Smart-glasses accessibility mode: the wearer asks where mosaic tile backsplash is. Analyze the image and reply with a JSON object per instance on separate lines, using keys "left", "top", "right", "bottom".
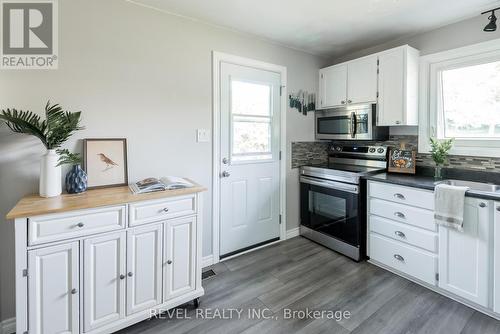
{"left": 292, "top": 135, "right": 500, "bottom": 173}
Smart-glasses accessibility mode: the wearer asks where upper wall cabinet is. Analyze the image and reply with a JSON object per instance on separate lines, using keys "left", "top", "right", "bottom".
{"left": 377, "top": 45, "right": 420, "bottom": 126}
{"left": 318, "top": 45, "right": 419, "bottom": 126}
{"left": 318, "top": 56, "right": 377, "bottom": 109}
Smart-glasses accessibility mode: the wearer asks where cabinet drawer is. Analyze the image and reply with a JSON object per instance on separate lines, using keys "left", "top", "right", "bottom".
{"left": 369, "top": 181, "right": 434, "bottom": 210}
{"left": 369, "top": 198, "right": 436, "bottom": 232}
{"left": 129, "top": 195, "right": 196, "bottom": 226}
{"left": 29, "top": 206, "right": 126, "bottom": 245}
{"left": 370, "top": 215, "right": 438, "bottom": 252}
{"left": 370, "top": 233, "right": 437, "bottom": 285}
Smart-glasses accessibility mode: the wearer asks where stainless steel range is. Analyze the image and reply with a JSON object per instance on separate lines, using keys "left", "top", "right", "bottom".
{"left": 299, "top": 144, "right": 388, "bottom": 261}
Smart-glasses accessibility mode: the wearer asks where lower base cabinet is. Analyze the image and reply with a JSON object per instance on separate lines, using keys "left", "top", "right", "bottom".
{"left": 28, "top": 242, "right": 80, "bottom": 334}
{"left": 438, "top": 197, "right": 491, "bottom": 308}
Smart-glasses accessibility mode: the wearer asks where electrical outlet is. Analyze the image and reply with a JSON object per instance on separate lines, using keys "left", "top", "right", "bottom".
{"left": 197, "top": 129, "right": 210, "bottom": 142}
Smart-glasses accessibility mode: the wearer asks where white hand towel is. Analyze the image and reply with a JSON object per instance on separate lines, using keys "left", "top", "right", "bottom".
{"left": 434, "top": 183, "right": 469, "bottom": 232}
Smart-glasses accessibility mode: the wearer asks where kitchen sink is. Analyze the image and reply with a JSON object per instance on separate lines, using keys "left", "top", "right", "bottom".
{"left": 435, "top": 179, "right": 500, "bottom": 193}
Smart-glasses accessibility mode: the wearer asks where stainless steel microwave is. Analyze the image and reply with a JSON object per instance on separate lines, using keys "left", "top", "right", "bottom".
{"left": 315, "top": 104, "right": 388, "bottom": 141}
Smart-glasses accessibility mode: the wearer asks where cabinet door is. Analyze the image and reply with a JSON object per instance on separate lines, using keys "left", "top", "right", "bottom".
{"left": 347, "top": 56, "right": 378, "bottom": 104}
{"left": 127, "top": 224, "right": 163, "bottom": 315}
{"left": 319, "top": 64, "right": 347, "bottom": 108}
{"left": 28, "top": 242, "right": 79, "bottom": 334}
{"left": 83, "top": 232, "right": 126, "bottom": 332}
{"left": 377, "top": 48, "right": 405, "bottom": 125}
{"left": 164, "top": 216, "right": 196, "bottom": 301}
{"left": 439, "top": 198, "right": 491, "bottom": 307}
{"left": 494, "top": 202, "right": 500, "bottom": 314}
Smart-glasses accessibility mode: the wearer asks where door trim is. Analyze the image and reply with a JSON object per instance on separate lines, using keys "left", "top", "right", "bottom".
{"left": 212, "top": 51, "right": 287, "bottom": 264}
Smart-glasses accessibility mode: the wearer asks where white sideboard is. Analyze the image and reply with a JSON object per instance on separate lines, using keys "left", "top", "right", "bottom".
{"left": 7, "top": 183, "right": 206, "bottom": 334}
{"left": 367, "top": 180, "right": 498, "bottom": 320}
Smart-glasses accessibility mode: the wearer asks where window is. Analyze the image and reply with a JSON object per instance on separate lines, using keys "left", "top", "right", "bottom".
{"left": 230, "top": 80, "right": 273, "bottom": 161}
{"left": 420, "top": 40, "right": 500, "bottom": 157}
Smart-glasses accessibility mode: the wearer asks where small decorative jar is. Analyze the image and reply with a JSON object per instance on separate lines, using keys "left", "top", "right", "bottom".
{"left": 65, "top": 164, "right": 88, "bottom": 194}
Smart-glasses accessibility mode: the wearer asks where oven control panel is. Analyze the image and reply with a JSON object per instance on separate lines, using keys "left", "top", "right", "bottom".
{"left": 330, "top": 145, "right": 387, "bottom": 158}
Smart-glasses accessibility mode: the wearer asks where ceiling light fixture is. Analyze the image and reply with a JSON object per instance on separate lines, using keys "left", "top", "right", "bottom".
{"left": 482, "top": 7, "right": 499, "bottom": 32}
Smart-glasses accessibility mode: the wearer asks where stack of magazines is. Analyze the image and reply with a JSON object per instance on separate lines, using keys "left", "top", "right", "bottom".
{"left": 129, "top": 176, "right": 194, "bottom": 194}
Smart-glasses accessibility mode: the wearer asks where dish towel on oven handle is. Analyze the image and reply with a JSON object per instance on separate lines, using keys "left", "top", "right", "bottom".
{"left": 434, "top": 183, "right": 469, "bottom": 232}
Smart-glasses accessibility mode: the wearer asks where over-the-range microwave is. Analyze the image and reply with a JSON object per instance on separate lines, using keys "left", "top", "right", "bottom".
{"left": 315, "top": 104, "right": 388, "bottom": 141}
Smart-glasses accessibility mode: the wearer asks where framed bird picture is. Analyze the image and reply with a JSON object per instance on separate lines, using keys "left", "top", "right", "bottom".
{"left": 83, "top": 138, "right": 128, "bottom": 189}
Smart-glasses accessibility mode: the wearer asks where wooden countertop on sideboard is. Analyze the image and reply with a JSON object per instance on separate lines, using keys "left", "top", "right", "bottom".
{"left": 6, "top": 180, "right": 206, "bottom": 220}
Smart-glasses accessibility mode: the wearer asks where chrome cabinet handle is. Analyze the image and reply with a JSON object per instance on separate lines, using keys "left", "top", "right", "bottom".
{"left": 128, "top": 272, "right": 133, "bottom": 277}
{"left": 347, "top": 100, "right": 352, "bottom": 103}
{"left": 162, "top": 208, "right": 169, "bottom": 213}
{"left": 71, "top": 288, "right": 78, "bottom": 294}
{"left": 167, "top": 260, "right": 172, "bottom": 265}
{"left": 393, "top": 254, "right": 405, "bottom": 262}
{"left": 221, "top": 171, "right": 230, "bottom": 178}
{"left": 394, "top": 231, "right": 406, "bottom": 239}
{"left": 76, "top": 222, "right": 84, "bottom": 228}
{"left": 395, "top": 121, "right": 401, "bottom": 125}
{"left": 394, "top": 212, "right": 406, "bottom": 219}
{"left": 341, "top": 100, "right": 346, "bottom": 104}
{"left": 497, "top": 206, "right": 500, "bottom": 212}
{"left": 479, "top": 202, "right": 487, "bottom": 208}
{"left": 394, "top": 193, "right": 405, "bottom": 200}
{"left": 119, "top": 274, "right": 125, "bottom": 280}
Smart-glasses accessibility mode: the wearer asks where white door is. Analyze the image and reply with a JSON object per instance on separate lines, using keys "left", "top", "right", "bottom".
{"left": 377, "top": 48, "right": 405, "bottom": 125}
{"left": 28, "top": 242, "right": 79, "bottom": 334}
{"left": 83, "top": 232, "right": 126, "bottom": 332}
{"left": 127, "top": 224, "right": 163, "bottom": 315}
{"left": 319, "top": 64, "right": 347, "bottom": 108}
{"left": 347, "top": 57, "right": 378, "bottom": 104}
{"left": 219, "top": 62, "right": 281, "bottom": 257}
{"left": 439, "top": 198, "right": 491, "bottom": 307}
{"left": 164, "top": 216, "right": 196, "bottom": 301}
{"left": 494, "top": 201, "right": 500, "bottom": 314}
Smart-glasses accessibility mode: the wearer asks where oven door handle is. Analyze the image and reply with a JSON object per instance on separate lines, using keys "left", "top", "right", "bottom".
{"left": 300, "top": 176, "right": 359, "bottom": 194}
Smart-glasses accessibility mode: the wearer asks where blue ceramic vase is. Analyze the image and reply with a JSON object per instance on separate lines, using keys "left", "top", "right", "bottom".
{"left": 65, "top": 164, "right": 88, "bottom": 194}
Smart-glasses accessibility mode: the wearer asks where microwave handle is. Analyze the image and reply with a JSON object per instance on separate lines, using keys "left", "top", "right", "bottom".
{"left": 350, "top": 112, "right": 357, "bottom": 139}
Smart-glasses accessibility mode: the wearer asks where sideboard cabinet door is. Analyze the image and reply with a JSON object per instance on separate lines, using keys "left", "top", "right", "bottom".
{"left": 164, "top": 216, "right": 196, "bottom": 301}
{"left": 28, "top": 242, "right": 79, "bottom": 334}
{"left": 83, "top": 232, "right": 126, "bottom": 332}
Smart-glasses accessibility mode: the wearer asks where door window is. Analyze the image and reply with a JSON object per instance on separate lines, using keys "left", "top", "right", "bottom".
{"left": 230, "top": 80, "right": 273, "bottom": 162}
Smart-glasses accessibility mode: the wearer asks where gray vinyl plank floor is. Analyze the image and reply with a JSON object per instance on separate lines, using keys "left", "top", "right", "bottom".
{"left": 117, "top": 236, "right": 500, "bottom": 334}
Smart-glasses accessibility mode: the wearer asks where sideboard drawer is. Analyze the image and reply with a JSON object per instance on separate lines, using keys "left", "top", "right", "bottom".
{"left": 129, "top": 195, "right": 196, "bottom": 226}
{"left": 369, "top": 198, "right": 436, "bottom": 232}
{"left": 370, "top": 234, "right": 437, "bottom": 286}
{"left": 28, "top": 206, "right": 126, "bottom": 245}
{"left": 368, "top": 181, "right": 434, "bottom": 210}
{"left": 370, "top": 215, "right": 438, "bottom": 252}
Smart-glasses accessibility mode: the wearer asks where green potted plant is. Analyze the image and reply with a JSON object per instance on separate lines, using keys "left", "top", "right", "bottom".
{"left": 0, "top": 101, "right": 84, "bottom": 197}
{"left": 429, "top": 137, "right": 454, "bottom": 179}
{"left": 57, "top": 149, "right": 88, "bottom": 194}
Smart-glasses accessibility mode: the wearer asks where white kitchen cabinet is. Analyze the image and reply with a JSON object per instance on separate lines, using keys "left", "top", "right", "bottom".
{"left": 319, "top": 64, "right": 347, "bottom": 108}
{"left": 164, "top": 216, "right": 196, "bottom": 301}
{"left": 438, "top": 197, "right": 492, "bottom": 307}
{"left": 84, "top": 232, "right": 126, "bottom": 332}
{"left": 494, "top": 201, "right": 500, "bottom": 314}
{"left": 318, "top": 56, "right": 377, "bottom": 109}
{"left": 347, "top": 57, "right": 378, "bottom": 104}
{"left": 127, "top": 224, "right": 163, "bottom": 315}
{"left": 377, "top": 45, "right": 419, "bottom": 126}
{"left": 28, "top": 242, "right": 79, "bottom": 334}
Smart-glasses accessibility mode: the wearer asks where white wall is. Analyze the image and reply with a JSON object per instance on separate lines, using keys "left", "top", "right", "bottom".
{"left": 0, "top": 0, "right": 325, "bottom": 321}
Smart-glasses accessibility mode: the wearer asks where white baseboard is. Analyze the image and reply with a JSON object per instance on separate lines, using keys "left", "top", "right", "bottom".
{"left": 0, "top": 318, "right": 15, "bottom": 334}
{"left": 202, "top": 255, "right": 214, "bottom": 269}
{"left": 286, "top": 227, "right": 300, "bottom": 239}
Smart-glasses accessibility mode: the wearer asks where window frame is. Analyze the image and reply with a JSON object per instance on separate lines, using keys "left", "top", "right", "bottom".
{"left": 419, "top": 38, "right": 500, "bottom": 157}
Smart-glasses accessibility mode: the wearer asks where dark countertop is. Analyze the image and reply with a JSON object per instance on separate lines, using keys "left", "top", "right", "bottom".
{"left": 363, "top": 167, "right": 500, "bottom": 201}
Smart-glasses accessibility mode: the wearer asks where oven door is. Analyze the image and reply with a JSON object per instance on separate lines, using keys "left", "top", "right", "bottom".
{"left": 300, "top": 176, "right": 360, "bottom": 247}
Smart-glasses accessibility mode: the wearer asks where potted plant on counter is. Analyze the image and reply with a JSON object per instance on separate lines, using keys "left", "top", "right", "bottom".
{"left": 57, "top": 149, "right": 88, "bottom": 194}
{"left": 0, "top": 101, "right": 84, "bottom": 197}
{"left": 429, "top": 137, "right": 454, "bottom": 179}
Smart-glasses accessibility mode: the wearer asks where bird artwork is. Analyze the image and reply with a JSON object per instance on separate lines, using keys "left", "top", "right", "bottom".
{"left": 97, "top": 153, "right": 118, "bottom": 172}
